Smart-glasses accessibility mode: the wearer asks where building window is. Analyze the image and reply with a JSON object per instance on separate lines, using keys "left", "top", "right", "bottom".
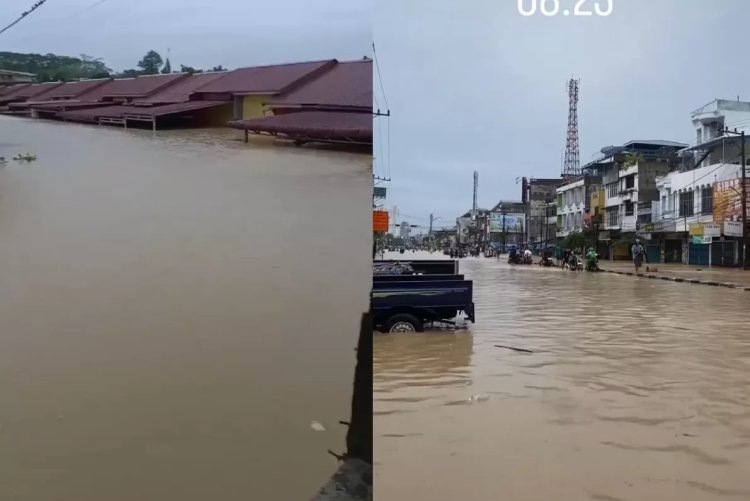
{"left": 679, "top": 191, "right": 694, "bottom": 217}
{"left": 701, "top": 187, "right": 713, "bottom": 214}
{"left": 606, "top": 207, "right": 618, "bottom": 227}
{"left": 624, "top": 200, "right": 634, "bottom": 216}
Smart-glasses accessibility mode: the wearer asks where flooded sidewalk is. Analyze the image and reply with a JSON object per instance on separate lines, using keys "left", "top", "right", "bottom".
{"left": 375, "top": 254, "right": 750, "bottom": 501}
{"left": 599, "top": 260, "right": 750, "bottom": 290}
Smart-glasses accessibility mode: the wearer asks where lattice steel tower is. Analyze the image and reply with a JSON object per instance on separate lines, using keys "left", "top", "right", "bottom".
{"left": 562, "top": 78, "right": 581, "bottom": 178}
{"left": 472, "top": 170, "right": 478, "bottom": 211}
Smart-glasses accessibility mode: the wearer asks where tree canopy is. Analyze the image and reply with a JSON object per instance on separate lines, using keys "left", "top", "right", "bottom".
{"left": 0, "top": 51, "right": 111, "bottom": 82}
{"left": 0, "top": 50, "right": 228, "bottom": 81}
{"left": 137, "top": 50, "right": 163, "bottom": 75}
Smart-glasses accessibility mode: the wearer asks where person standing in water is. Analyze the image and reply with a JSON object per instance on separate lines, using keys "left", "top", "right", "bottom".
{"left": 631, "top": 239, "right": 646, "bottom": 272}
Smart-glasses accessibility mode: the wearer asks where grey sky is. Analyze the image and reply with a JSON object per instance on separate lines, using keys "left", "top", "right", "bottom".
{"left": 373, "top": 0, "right": 750, "bottom": 229}
{"left": 2, "top": 0, "right": 371, "bottom": 70}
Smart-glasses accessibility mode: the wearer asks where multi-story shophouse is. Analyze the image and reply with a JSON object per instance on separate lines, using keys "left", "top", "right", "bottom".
{"left": 651, "top": 99, "right": 750, "bottom": 265}
{"left": 577, "top": 140, "right": 686, "bottom": 260}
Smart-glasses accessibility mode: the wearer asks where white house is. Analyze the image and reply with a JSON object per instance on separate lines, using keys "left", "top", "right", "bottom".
{"left": 556, "top": 177, "right": 595, "bottom": 237}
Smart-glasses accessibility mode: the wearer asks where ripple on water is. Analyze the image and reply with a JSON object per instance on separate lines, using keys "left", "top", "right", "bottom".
{"left": 375, "top": 252, "right": 750, "bottom": 501}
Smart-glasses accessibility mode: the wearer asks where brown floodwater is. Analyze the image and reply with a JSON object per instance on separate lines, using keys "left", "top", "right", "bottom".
{"left": 0, "top": 117, "right": 371, "bottom": 500}
{"left": 375, "top": 251, "right": 750, "bottom": 501}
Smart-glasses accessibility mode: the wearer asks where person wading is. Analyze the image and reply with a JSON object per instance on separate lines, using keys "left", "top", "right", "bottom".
{"left": 632, "top": 239, "right": 646, "bottom": 272}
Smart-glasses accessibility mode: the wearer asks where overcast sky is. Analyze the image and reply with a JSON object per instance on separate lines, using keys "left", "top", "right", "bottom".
{"left": 2, "top": 0, "right": 371, "bottom": 70}
{"left": 373, "top": 0, "right": 750, "bottom": 229}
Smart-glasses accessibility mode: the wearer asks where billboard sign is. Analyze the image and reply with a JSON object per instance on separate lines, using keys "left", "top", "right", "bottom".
{"left": 372, "top": 210, "right": 389, "bottom": 232}
{"left": 713, "top": 178, "right": 750, "bottom": 224}
{"left": 490, "top": 212, "right": 525, "bottom": 233}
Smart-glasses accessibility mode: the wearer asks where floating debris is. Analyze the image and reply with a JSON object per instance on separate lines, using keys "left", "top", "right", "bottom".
{"left": 12, "top": 153, "right": 37, "bottom": 162}
{"left": 310, "top": 420, "right": 326, "bottom": 432}
{"left": 495, "top": 344, "right": 534, "bottom": 353}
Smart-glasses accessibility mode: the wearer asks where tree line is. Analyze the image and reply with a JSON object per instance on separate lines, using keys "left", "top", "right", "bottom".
{"left": 0, "top": 50, "right": 227, "bottom": 82}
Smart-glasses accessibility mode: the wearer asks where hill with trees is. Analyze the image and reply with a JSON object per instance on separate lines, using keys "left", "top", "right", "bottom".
{"left": 0, "top": 50, "right": 227, "bottom": 81}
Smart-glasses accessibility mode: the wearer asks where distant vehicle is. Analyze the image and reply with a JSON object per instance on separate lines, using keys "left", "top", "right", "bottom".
{"left": 372, "top": 259, "right": 474, "bottom": 332}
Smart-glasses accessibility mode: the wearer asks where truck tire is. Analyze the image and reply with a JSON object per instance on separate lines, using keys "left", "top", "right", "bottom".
{"left": 385, "top": 313, "right": 424, "bottom": 333}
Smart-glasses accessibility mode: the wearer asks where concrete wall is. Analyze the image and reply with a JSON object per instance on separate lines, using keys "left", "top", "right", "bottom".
{"left": 242, "top": 95, "right": 272, "bottom": 119}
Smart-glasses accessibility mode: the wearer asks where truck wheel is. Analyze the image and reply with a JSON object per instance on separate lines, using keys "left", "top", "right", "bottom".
{"left": 385, "top": 314, "right": 424, "bottom": 333}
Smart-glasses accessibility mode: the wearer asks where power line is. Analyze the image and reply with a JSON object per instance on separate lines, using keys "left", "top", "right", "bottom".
{"left": 67, "top": 0, "right": 112, "bottom": 19}
{"left": 0, "top": 0, "right": 50, "bottom": 36}
{"left": 371, "top": 42, "right": 390, "bottom": 112}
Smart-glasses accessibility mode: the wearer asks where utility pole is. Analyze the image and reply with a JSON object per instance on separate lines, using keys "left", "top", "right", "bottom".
{"left": 502, "top": 212, "right": 507, "bottom": 251}
{"left": 720, "top": 128, "right": 747, "bottom": 268}
{"left": 742, "top": 130, "right": 747, "bottom": 268}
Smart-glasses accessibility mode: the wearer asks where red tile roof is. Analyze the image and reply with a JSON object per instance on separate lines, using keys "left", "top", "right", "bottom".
{"left": 134, "top": 72, "right": 229, "bottom": 104}
{"left": 228, "top": 110, "right": 372, "bottom": 143}
{"left": 123, "top": 100, "right": 229, "bottom": 117}
{"left": 0, "top": 84, "right": 29, "bottom": 96}
{"left": 195, "top": 60, "right": 335, "bottom": 95}
{"left": 57, "top": 105, "right": 130, "bottom": 122}
{"left": 57, "top": 100, "right": 229, "bottom": 121}
{"left": 0, "top": 82, "right": 64, "bottom": 104}
{"left": 268, "top": 59, "right": 372, "bottom": 111}
{"left": 78, "top": 73, "right": 189, "bottom": 100}
{"left": 31, "top": 78, "right": 112, "bottom": 101}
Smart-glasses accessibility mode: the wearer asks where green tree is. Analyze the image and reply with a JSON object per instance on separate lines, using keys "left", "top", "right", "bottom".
{"left": 623, "top": 152, "right": 644, "bottom": 168}
{"left": 161, "top": 58, "right": 172, "bottom": 74}
{"left": 562, "top": 231, "right": 587, "bottom": 251}
{"left": 137, "top": 50, "right": 163, "bottom": 75}
{"left": 0, "top": 51, "right": 112, "bottom": 82}
{"left": 115, "top": 69, "right": 141, "bottom": 78}
{"left": 179, "top": 64, "right": 202, "bottom": 74}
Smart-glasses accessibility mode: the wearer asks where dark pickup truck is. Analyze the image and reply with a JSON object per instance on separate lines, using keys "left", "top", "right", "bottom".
{"left": 372, "top": 260, "right": 475, "bottom": 333}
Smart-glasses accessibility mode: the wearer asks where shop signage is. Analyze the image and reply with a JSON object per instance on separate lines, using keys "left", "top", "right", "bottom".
{"left": 703, "top": 223, "right": 721, "bottom": 237}
{"left": 724, "top": 220, "right": 743, "bottom": 237}
{"left": 373, "top": 210, "right": 389, "bottom": 232}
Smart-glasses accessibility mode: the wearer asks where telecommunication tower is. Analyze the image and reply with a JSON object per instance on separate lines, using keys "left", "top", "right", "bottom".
{"left": 472, "top": 170, "right": 478, "bottom": 211}
{"left": 562, "top": 78, "right": 581, "bottom": 178}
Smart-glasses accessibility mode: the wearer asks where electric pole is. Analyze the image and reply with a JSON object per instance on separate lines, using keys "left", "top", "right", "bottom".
{"left": 720, "top": 128, "right": 747, "bottom": 268}
{"left": 742, "top": 130, "right": 747, "bottom": 268}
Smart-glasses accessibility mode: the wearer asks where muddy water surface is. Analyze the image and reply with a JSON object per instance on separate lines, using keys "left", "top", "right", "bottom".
{"left": 0, "top": 117, "right": 371, "bottom": 500}
{"left": 375, "top": 252, "right": 750, "bottom": 501}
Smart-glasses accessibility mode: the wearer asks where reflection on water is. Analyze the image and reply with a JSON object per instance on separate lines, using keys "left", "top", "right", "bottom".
{"left": 0, "top": 117, "right": 371, "bottom": 501}
{"left": 375, "top": 252, "right": 750, "bottom": 501}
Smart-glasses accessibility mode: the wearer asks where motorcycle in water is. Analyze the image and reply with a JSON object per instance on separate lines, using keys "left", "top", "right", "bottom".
{"left": 567, "top": 254, "right": 583, "bottom": 271}
{"left": 539, "top": 255, "right": 555, "bottom": 267}
{"left": 585, "top": 249, "right": 599, "bottom": 272}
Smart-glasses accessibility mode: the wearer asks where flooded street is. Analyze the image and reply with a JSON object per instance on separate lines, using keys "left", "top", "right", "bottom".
{"left": 375, "top": 252, "right": 750, "bottom": 500}
{"left": 0, "top": 117, "right": 371, "bottom": 500}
